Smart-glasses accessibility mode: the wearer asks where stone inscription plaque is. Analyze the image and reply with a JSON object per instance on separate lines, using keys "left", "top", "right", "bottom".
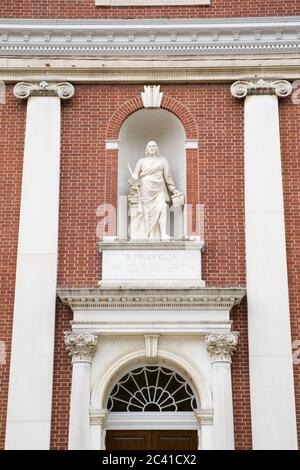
{"left": 103, "top": 250, "right": 201, "bottom": 281}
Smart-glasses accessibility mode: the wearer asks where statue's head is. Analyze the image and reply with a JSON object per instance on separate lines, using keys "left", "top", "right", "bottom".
{"left": 145, "top": 140, "right": 159, "bottom": 158}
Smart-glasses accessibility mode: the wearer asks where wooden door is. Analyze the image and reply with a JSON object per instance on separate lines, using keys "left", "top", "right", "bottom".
{"left": 106, "top": 430, "right": 152, "bottom": 450}
{"left": 152, "top": 430, "right": 197, "bottom": 450}
{"left": 106, "top": 430, "right": 198, "bottom": 450}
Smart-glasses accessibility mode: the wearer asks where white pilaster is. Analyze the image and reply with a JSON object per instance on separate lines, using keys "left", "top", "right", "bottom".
{"left": 65, "top": 332, "right": 98, "bottom": 450}
{"left": 195, "top": 410, "right": 213, "bottom": 450}
{"left": 205, "top": 333, "right": 238, "bottom": 450}
{"left": 5, "top": 81, "right": 74, "bottom": 450}
{"left": 90, "top": 409, "right": 108, "bottom": 450}
{"left": 231, "top": 79, "right": 297, "bottom": 450}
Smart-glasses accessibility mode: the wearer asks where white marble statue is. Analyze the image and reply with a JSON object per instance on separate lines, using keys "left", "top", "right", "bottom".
{"left": 128, "top": 140, "right": 182, "bottom": 240}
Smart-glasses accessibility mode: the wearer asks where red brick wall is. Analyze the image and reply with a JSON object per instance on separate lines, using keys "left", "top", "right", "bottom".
{"left": 280, "top": 97, "right": 300, "bottom": 448}
{"left": 50, "top": 301, "right": 72, "bottom": 450}
{"left": 1, "top": 81, "right": 298, "bottom": 450}
{"left": 0, "top": 0, "right": 299, "bottom": 19}
{"left": 0, "top": 87, "right": 25, "bottom": 449}
{"left": 49, "top": 84, "right": 251, "bottom": 449}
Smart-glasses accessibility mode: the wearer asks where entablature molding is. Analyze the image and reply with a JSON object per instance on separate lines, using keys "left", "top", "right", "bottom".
{"left": 57, "top": 287, "right": 246, "bottom": 311}
{"left": 1, "top": 17, "right": 300, "bottom": 57}
{"left": 1, "top": 58, "right": 300, "bottom": 83}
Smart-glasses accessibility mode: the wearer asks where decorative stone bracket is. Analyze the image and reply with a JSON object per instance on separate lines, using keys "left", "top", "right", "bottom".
{"left": 141, "top": 85, "right": 163, "bottom": 108}
{"left": 144, "top": 335, "right": 160, "bottom": 358}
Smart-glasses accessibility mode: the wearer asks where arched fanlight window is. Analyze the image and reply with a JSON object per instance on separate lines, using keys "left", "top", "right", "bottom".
{"left": 107, "top": 366, "right": 197, "bottom": 412}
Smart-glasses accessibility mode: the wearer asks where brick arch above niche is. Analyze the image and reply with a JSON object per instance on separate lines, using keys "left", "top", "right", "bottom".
{"left": 105, "top": 93, "right": 198, "bottom": 141}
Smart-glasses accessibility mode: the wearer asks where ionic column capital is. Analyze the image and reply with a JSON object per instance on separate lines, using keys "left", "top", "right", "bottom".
{"left": 64, "top": 332, "right": 98, "bottom": 363}
{"left": 231, "top": 79, "right": 292, "bottom": 99}
{"left": 13, "top": 81, "right": 75, "bottom": 100}
{"left": 205, "top": 332, "right": 238, "bottom": 363}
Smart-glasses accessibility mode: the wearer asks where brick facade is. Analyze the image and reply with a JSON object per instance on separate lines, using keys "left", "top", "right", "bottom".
{"left": 280, "top": 98, "right": 300, "bottom": 446}
{"left": 0, "top": 88, "right": 25, "bottom": 449}
{"left": 0, "top": 0, "right": 299, "bottom": 451}
{"left": 1, "top": 83, "right": 252, "bottom": 449}
{"left": 0, "top": 0, "right": 300, "bottom": 19}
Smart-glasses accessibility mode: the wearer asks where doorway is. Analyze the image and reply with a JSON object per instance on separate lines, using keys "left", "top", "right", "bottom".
{"left": 106, "top": 430, "right": 198, "bottom": 450}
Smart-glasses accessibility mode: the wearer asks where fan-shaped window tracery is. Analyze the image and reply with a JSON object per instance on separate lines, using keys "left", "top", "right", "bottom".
{"left": 107, "top": 366, "right": 197, "bottom": 412}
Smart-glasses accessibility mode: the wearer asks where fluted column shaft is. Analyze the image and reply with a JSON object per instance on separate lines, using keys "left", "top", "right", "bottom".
{"left": 65, "top": 333, "right": 98, "bottom": 450}
{"left": 206, "top": 333, "right": 238, "bottom": 450}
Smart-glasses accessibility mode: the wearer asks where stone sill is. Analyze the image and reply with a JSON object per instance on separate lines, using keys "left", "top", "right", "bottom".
{"left": 99, "top": 239, "right": 205, "bottom": 251}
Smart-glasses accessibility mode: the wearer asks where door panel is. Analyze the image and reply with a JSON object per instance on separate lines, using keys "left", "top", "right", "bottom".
{"left": 106, "top": 430, "right": 152, "bottom": 450}
{"left": 106, "top": 430, "right": 198, "bottom": 450}
{"left": 152, "top": 430, "right": 198, "bottom": 450}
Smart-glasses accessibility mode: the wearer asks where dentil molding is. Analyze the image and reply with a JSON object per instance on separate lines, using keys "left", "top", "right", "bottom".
{"left": 13, "top": 80, "right": 75, "bottom": 99}
{"left": 1, "top": 17, "right": 300, "bottom": 57}
{"left": 57, "top": 287, "right": 246, "bottom": 310}
{"left": 231, "top": 79, "right": 292, "bottom": 98}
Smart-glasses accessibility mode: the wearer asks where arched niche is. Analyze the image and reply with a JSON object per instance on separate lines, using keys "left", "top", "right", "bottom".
{"left": 117, "top": 109, "right": 186, "bottom": 239}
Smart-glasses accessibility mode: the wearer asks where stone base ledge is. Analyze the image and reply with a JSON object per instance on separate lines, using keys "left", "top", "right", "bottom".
{"left": 99, "top": 239, "right": 205, "bottom": 251}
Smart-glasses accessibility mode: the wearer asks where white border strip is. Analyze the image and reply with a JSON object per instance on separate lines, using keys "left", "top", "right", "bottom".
{"left": 96, "top": 0, "right": 210, "bottom": 5}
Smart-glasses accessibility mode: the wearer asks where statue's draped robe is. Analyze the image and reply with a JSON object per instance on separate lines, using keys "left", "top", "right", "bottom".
{"left": 132, "top": 156, "right": 175, "bottom": 239}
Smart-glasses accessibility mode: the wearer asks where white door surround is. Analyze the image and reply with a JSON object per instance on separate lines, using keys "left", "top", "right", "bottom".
{"left": 93, "top": 362, "right": 212, "bottom": 450}
{"left": 59, "top": 287, "right": 245, "bottom": 450}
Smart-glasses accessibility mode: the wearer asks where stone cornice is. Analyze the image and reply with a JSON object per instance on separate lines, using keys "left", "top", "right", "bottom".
{"left": 57, "top": 287, "right": 246, "bottom": 311}
{"left": 1, "top": 17, "right": 300, "bottom": 57}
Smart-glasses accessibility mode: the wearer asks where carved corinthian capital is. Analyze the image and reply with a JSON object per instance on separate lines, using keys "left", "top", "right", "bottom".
{"left": 14, "top": 81, "right": 75, "bottom": 100}
{"left": 64, "top": 332, "right": 98, "bottom": 363}
{"left": 205, "top": 333, "right": 238, "bottom": 363}
{"left": 231, "top": 79, "right": 292, "bottom": 98}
